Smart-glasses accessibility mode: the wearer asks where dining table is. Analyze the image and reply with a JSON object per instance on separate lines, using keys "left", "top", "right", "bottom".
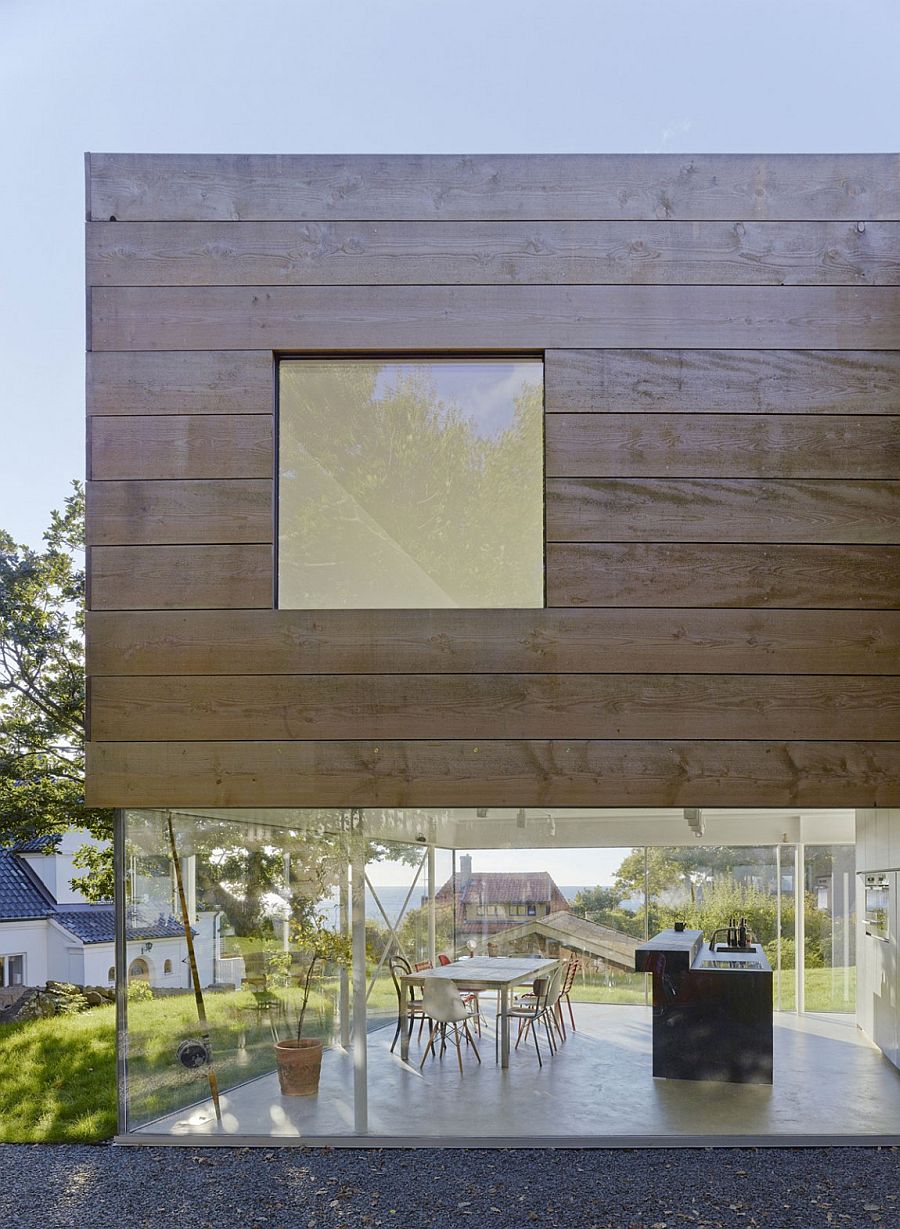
{"left": 399, "top": 955, "right": 560, "bottom": 1069}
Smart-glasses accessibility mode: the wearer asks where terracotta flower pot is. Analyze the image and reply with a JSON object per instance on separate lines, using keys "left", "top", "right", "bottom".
{"left": 274, "top": 1038, "right": 323, "bottom": 1096}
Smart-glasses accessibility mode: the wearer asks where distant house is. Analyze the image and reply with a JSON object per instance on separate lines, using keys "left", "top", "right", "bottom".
{"left": 0, "top": 830, "right": 217, "bottom": 988}
{"left": 435, "top": 855, "right": 571, "bottom": 938}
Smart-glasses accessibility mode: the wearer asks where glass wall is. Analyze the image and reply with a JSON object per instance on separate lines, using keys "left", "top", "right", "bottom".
{"left": 278, "top": 358, "right": 544, "bottom": 608}
{"left": 122, "top": 809, "right": 348, "bottom": 1134}
{"left": 803, "top": 844, "right": 857, "bottom": 1013}
{"left": 119, "top": 809, "right": 861, "bottom": 1141}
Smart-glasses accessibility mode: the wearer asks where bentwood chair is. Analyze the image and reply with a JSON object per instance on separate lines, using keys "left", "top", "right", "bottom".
{"left": 419, "top": 977, "right": 481, "bottom": 1074}
{"left": 389, "top": 955, "right": 428, "bottom": 1053}
{"left": 557, "top": 957, "right": 580, "bottom": 1037}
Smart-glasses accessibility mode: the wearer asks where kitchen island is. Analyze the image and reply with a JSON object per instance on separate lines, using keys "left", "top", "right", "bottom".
{"left": 635, "top": 928, "right": 773, "bottom": 1084}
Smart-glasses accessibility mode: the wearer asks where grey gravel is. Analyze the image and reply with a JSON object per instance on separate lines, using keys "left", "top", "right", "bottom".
{"left": 0, "top": 1144, "right": 896, "bottom": 1229}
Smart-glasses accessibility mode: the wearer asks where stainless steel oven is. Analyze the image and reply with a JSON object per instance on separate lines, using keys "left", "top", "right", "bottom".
{"left": 863, "top": 872, "right": 891, "bottom": 941}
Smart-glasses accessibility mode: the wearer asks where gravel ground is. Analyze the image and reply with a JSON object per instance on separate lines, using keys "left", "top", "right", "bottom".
{"left": 0, "top": 1145, "right": 896, "bottom": 1229}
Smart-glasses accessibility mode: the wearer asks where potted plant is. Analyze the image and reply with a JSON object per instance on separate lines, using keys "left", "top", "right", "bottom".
{"left": 274, "top": 918, "right": 352, "bottom": 1096}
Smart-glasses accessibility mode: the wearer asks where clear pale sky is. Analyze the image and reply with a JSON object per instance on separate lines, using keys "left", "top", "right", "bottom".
{"left": 1, "top": 0, "right": 898, "bottom": 546}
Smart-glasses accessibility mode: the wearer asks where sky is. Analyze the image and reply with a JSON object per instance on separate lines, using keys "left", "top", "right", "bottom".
{"left": 1, "top": 0, "right": 898, "bottom": 547}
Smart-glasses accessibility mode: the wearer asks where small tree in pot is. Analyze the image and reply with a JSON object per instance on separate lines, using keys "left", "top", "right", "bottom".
{"left": 274, "top": 918, "right": 353, "bottom": 1096}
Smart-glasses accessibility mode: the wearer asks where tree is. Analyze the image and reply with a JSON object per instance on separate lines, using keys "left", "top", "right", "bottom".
{"left": 0, "top": 482, "right": 112, "bottom": 895}
{"left": 570, "top": 884, "right": 645, "bottom": 940}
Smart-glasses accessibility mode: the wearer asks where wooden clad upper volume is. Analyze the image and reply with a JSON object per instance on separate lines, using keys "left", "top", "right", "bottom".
{"left": 84, "top": 153, "right": 900, "bottom": 808}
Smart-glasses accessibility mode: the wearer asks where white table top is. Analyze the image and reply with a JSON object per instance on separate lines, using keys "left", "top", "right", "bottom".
{"left": 400, "top": 955, "right": 559, "bottom": 989}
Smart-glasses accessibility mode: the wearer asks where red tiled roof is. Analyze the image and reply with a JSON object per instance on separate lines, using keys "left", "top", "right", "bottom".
{"left": 436, "top": 871, "right": 570, "bottom": 907}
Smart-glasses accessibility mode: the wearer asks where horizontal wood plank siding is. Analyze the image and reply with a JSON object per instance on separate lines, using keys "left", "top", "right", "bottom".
{"left": 90, "top": 545, "right": 273, "bottom": 609}
{"left": 89, "top": 415, "right": 272, "bottom": 479}
{"left": 87, "top": 350, "right": 273, "bottom": 414}
{"left": 545, "top": 479, "right": 900, "bottom": 543}
{"left": 544, "top": 415, "right": 900, "bottom": 478}
{"left": 85, "top": 480, "right": 272, "bottom": 545}
{"left": 84, "top": 608, "right": 900, "bottom": 677}
{"left": 547, "top": 543, "right": 900, "bottom": 608}
{"left": 86, "top": 219, "right": 900, "bottom": 286}
{"left": 88, "top": 153, "right": 900, "bottom": 222}
{"left": 89, "top": 674, "right": 900, "bottom": 743}
{"left": 84, "top": 739, "right": 900, "bottom": 808}
{"left": 545, "top": 349, "right": 900, "bottom": 414}
{"left": 85, "top": 153, "right": 900, "bottom": 808}
{"left": 90, "top": 284, "right": 900, "bottom": 352}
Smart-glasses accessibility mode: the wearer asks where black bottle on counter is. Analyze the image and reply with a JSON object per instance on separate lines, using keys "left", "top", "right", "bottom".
{"left": 738, "top": 916, "right": 748, "bottom": 948}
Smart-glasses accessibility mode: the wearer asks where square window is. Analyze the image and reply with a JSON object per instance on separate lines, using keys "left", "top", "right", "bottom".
{"left": 278, "top": 358, "right": 544, "bottom": 608}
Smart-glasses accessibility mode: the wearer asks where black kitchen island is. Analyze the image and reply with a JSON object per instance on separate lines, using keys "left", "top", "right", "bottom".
{"left": 635, "top": 928, "right": 773, "bottom": 1084}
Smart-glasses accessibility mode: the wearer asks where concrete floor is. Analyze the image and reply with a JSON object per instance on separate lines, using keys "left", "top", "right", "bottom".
{"left": 132, "top": 1005, "right": 900, "bottom": 1143}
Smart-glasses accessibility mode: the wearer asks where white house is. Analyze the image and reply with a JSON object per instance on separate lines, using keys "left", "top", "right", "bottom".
{"left": 0, "top": 830, "right": 221, "bottom": 989}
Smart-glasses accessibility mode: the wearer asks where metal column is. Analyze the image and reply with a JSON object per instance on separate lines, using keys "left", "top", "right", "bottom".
{"left": 339, "top": 858, "right": 350, "bottom": 1049}
{"left": 427, "top": 844, "right": 436, "bottom": 966}
{"left": 350, "top": 818, "right": 368, "bottom": 1134}
{"left": 795, "top": 843, "right": 806, "bottom": 1015}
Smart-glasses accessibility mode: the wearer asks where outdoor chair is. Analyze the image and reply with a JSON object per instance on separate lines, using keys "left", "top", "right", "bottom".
{"left": 438, "top": 953, "right": 452, "bottom": 966}
{"left": 388, "top": 954, "right": 428, "bottom": 1054}
{"left": 419, "top": 977, "right": 481, "bottom": 1074}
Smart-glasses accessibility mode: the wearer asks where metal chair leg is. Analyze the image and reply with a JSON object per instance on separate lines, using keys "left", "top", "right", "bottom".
{"left": 464, "top": 1020, "right": 481, "bottom": 1064}
{"left": 419, "top": 1021, "right": 437, "bottom": 1068}
{"left": 531, "top": 1014, "right": 542, "bottom": 1068}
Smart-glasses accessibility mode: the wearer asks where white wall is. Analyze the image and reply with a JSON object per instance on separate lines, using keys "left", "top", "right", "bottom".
{"left": 0, "top": 919, "right": 50, "bottom": 986}
{"left": 47, "top": 919, "right": 83, "bottom": 984}
{"left": 20, "top": 829, "right": 109, "bottom": 905}
{"left": 855, "top": 810, "right": 900, "bottom": 1067}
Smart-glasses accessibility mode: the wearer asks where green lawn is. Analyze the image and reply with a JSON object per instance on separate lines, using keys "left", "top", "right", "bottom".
{"left": 0, "top": 1004, "right": 117, "bottom": 1143}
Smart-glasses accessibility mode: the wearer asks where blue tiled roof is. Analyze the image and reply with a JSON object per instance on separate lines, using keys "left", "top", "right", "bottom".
{"left": 10, "top": 835, "right": 61, "bottom": 853}
{"left": 0, "top": 845, "right": 186, "bottom": 944}
{"left": 54, "top": 906, "right": 187, "bottom": 945}
{"left": 0, "top": 849, "right": 55, "bottom": 920}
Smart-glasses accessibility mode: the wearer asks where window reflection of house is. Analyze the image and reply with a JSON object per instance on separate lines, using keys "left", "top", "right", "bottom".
{"left": 435, "top": 855, "right": 571, "bottom": 938}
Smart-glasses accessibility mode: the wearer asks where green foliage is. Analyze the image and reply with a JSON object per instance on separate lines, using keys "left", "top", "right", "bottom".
{"left": 127, "top": 979, "right": 153, "bottom": 1002}
{"left": 70, "top": 840, "right": 115, "bottom": 901}
{"left": 571, "top": 884, "right": 645, "bottom": 940}
{"left": 289, "top": 918, "right": 353, "bottom": 1041}
{"left": 280, "top": 364, "right": 543, "bottom": 607}
{"left": 763, "top": 936, "right": 824, "bottom": 970}
{"left": 0, "top": 482, "right": 113, "bottom": 896}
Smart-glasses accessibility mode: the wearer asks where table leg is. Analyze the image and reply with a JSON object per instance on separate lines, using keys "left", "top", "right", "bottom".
{"left": 400, "top": 1008, "right": 410, "bottom": 1063}
{"left": 500, "top": 985, "right": 510, "bottom": 1069}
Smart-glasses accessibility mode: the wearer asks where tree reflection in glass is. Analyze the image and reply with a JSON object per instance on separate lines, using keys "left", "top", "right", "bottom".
{"left": 278, "top": 359, "right": 544, "bottom": 608}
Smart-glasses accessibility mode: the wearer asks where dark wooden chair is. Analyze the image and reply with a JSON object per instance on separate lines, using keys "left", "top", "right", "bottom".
{"left": 389, "top": 954, "right": 428, "bottom": 1053}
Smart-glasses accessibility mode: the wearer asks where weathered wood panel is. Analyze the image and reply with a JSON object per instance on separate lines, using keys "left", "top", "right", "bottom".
{"left": 85, "top": 480, "right": 272, "bottom": 545}
{"left": 84, "top": 608, "right": 900, "bottom": 678}
{"left": 545, "top": 479, "right": 900, "bottom": 544}
{"left": 89, "top": 674, "right": 900, "bottom": 742}
{"left": 84, "top": 739, "right": 900, "bottom": 809}
{"left": 89, "top": 545, "right": 273, "bottom": 609}
{"left": 87, "top": 153, "right": 900, "bottom": 222}
{"left": 89, "top": 285, "right": 900, "bottom": 352}
{"left": 547, "top": 543, "right": 900, "bottom": 608}
{"left": 86, "top": 219, "right": 900, "bottom": 286}
{"left": 545, "top": 349, "right": 900, "bottom": 414}
{"left": 87, "top": 350, "right": 272, "bottom": 415}
{"left": 89, "top": 415, "right": 272, "bottom": 480}
{"left": 544, "top": 414, "right": 900, "bottom": 478}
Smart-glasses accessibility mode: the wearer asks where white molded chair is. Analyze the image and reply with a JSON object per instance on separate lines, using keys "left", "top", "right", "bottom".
{"left": 419, "top": 977, "right": 481, "bottom": 1074}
